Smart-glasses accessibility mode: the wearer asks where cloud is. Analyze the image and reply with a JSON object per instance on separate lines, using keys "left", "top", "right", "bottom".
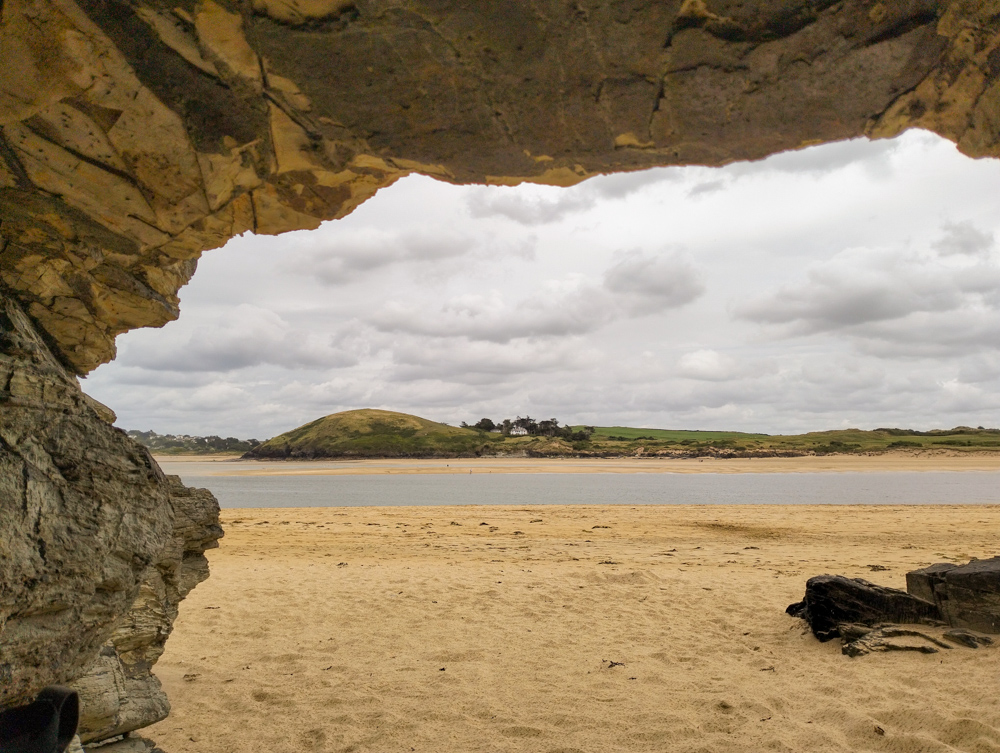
{"left": 603, "top": 250, "right": 705, "bottom": 315}
{"left": 292, "top": 228, "right": 472, "bottom": 284}
{"left": 853, "top": 311, "right": 1000, "bottom": 358}
{"left": 466, "top": 168, "right": 680, "bottom": 225}
{"left": 687, "top": 180, "right": 725, "bottom": 198}
{"left": 466, "top": 190, "right": 595, "bottom": 225}
{"left": 733, "top": 244, "right": 1000, "bottom": 346}
{"left": 84, "top": 131, "right": 1000, "bottom": 438}
{"left": 370, "top": 250, "right": 704, "bottom": 341}
{"left": 584, "top": 168, "right": 680, "bottom": 199}
{"left": 122, "top": 305, "right": 357, "bottom": 373}
{"left": 369, "top": 283, "right": 609, "bottom": 342}
{"left": 389, "top": 339, "right": 599, "bottom": 383}
{"left": 676, "top": 350, "right": 739, "bottom": 381}
{"left": 931, "top": 221, "right": 995, "bottom": 257}
{"left": 728, "top": 137, "right": 900, "bottom": 180}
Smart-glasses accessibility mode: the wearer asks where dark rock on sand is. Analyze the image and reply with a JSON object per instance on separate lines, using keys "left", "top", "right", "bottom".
{"left": 786, "top": 575, "right": 941, "bottom": 642}
{"left": 943, "top": 628, "right": 994, "bottom": 649}
{"left": 908, "top": 557, "right": 1000, "bottom": 634}
{"left": 790, "top": 557, "right": 1000, "bottom": 650}
{"left": 841, "top": 625, "right": 953, "bottom": 657}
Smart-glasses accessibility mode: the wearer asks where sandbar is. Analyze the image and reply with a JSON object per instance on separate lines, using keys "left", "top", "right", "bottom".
{"left": 153, "top": 452, "right": 1000, "bottom": 476}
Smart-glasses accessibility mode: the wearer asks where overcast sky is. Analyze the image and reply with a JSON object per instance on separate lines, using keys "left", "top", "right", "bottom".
{"left": 85, "top": 129, "right": 1000, "bottom": 439}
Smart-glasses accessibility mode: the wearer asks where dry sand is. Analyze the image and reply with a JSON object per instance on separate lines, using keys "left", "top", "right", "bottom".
{"left": 148, "top": 504, "right": 1000, "bottom": 753}
{"left": 154, "top": 453, "right": 1000, "bottom": 475}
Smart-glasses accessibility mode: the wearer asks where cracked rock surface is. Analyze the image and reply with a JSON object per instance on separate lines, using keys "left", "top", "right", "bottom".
{"left": 0, "top": 291, "right": 221, "bottom": 744}
{"left": 3, "top": 0, "right": 1000, "bottom": 374}
{"left": 72, "top": 477, "right": 222, "bottom": 744}
{"left": 0, "top": 292, "right": 173, "bottom": 710}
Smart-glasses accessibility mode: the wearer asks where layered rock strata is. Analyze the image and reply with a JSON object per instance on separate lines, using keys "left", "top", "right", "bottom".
{"left": 907, "top": 557, "right": 1000, "bottom": 634}
{"left": 786, "top": 574, "right": 943, "bottom": 642}
{"left": 73, "top": 477, "right": 222, "bottom": 744}
{"left": 788, "top": 557, "right": 1000, "bottom": 645}
{"left": 2, "top": 0, "right": 1000, "bottom": 375}
{"left": 0, "top": 292, "right": 173, "bottom": 710}
{"left": 0, "top": 292, "right": 221, "bottom": 748}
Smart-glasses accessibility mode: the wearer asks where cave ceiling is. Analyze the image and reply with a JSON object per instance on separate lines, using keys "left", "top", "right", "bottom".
{"left": 1, "top": 0, "right": 999, "bottom": 374}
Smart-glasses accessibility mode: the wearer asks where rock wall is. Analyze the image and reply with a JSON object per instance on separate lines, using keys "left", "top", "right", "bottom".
{"left": 73, "top": 477, "right": 222, "bottom": 744}
{"left": 2, "top": 0, "right": 1000, "bottom": 376}
{"left": 0, "top": 291, "right": 221, "bottom": 745}
{"left": 0, "top": 292, "right": 174, "bottom": 710}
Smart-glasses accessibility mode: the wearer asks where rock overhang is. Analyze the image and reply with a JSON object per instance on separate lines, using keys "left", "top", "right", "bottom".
{"left": 1, "top": 0, "right": 999, "bottom": 375}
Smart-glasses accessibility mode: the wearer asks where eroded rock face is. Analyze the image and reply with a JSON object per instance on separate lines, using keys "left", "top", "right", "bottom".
{"left": 788, "top": 558, "right": 1000, "bottom": 647}
{"left": 2, "top": 0, "right": 1000, "bottom": 374}
{"left": 0, "top": 289, "right": 222, "bottom": 747}
{"left": 73, "top": 477, "right": 222, "bottom": 744}
{"left": 907, "top": 557, "right": 1000, "bottom": 634}
{"left": 786, "top": 574, "right": 942, "bottom": 641}
{"left": 0, "top": 293, "right": 173, "bottom": 710}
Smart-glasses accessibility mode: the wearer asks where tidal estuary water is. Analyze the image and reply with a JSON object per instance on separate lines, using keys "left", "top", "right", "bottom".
{"left": 163, "top": 462, "right": 1000, "bottom": 508}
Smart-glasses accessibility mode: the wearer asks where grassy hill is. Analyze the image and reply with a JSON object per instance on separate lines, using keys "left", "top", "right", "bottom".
{"left": 244, "top": 409, "right": 499, "bottom": 459}
{"left": 243, "top": 410, "right": 1000, "bottom": 460}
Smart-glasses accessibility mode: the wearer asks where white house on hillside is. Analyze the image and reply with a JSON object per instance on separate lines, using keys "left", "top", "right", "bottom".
{"left": 509, "top": 426, "right": 529, "bottom": 436}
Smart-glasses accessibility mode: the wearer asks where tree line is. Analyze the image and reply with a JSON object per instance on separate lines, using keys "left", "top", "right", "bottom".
{"left": 460, "top": 416, "right": 594, "bottom": 441}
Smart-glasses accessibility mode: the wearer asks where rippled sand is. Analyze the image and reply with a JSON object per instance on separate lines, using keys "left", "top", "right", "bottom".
{"left": 149, "top": 504, "right": 1000, "bottom": 753}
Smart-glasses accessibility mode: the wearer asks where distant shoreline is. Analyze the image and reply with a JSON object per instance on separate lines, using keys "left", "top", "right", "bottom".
{"left": 153, "top": 452, "right": 1000, "bottom": 475}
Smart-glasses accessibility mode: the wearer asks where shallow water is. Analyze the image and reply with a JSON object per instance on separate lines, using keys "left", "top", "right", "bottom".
{"left": 166, "top": 466, "right": 1000, "bottom": 507}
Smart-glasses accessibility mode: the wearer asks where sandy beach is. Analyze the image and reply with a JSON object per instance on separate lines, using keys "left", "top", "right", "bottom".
{"left": 148, "top": 503, "right": 1000, "bottom": 753}
{"left": 153, "top": 453, "right": 1000, "bottom": 475}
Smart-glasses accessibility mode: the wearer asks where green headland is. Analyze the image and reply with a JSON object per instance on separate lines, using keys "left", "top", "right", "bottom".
{"left": 163, "top": 409, "right": 1000, "bottom": 460}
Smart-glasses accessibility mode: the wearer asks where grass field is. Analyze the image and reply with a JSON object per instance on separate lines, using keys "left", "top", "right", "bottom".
{"left": 573, "top": 425, "right": 1000, "bottom": 455}
{"left": 578, "top": 426, "right": 771, "bottom": 442}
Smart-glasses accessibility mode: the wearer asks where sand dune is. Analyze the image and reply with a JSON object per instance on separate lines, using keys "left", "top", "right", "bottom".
{"left": 148, "top": 504, "right": 1000, "bottom": 753}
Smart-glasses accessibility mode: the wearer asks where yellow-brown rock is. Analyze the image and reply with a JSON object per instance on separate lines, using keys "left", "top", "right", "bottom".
{"left": 1, "top": 0, "right": 998, "bottom": 374}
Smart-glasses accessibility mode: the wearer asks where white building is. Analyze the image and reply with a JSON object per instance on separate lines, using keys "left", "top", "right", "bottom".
{"left": 509, "top": 426, "right": 529, "bottom": 436}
